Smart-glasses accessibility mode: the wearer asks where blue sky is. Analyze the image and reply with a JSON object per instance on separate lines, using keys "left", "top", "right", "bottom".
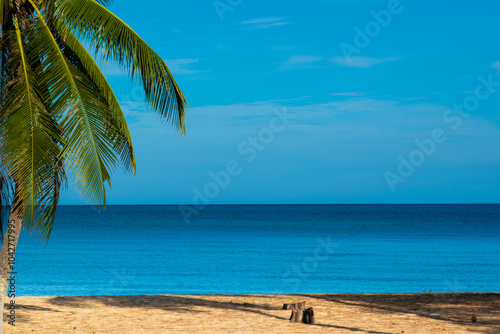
{"left": 60, "top": 0, "right": 500, "bottom": 205}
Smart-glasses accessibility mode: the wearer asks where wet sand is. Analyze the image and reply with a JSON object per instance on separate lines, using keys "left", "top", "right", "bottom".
{"left": 3, "top": 293, "right": 499, "bottom": 333}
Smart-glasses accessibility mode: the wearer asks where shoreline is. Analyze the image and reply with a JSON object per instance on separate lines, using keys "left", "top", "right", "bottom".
{"left": 4, "top": 292, "right": 499, "bottom": 333}
{"left": 10, "top": 291, "right": 500, "bottom": 297}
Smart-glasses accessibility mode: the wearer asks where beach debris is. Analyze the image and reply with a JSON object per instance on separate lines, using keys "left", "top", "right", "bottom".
{"left": 303, "top": 307, "right": 315, "bottom": 324}
{"left": 283, "top": 301, "right": 306, "bottom": 310}
{"left": 289, "top": 309, "right": 304, "bottom": 323}
{"left": 283, "top": 301, "right": 315, "bottom": 324}
{"left": 471, "top": 315, "right": 477, "bottom": 322}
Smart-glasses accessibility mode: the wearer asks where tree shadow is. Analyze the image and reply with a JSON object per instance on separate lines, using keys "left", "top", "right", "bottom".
{"left": 47, "top": 294, "right": 287, "bottom": 318}
{"left": 298, "top": 293, "right": 500, "bottom": 333}
{"left": 9, "top": 293, "right": 499, "bottom": 333}
{"left": 43, "top": 294, "right": 391, "bottom": 332}
{"left": 3, "top": 303, "right": 60, "bottom": 312}
{"left": 2, "top": 303, "right": 62, "bottom": 328}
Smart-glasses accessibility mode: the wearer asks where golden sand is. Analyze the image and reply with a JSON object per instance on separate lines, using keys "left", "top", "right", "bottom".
{"left": 3, "top": 293, "right": 499, "bottom": 333}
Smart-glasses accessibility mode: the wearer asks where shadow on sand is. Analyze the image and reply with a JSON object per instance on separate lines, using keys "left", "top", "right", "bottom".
{"left": 299, "top": 293, "right": 500, "bottom": 334}
{"left": 42, "top": 294, "right": 395, "bottom": 333}
{"left": 5, "top": 293, "right": 499, "bottom": 333}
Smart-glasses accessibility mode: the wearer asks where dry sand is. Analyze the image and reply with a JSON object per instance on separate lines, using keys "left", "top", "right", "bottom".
{"left": 3, "top": 293, "right": 499, "bottom": 333}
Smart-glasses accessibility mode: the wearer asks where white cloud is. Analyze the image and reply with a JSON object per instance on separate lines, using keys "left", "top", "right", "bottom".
{"left": 279, "top": 55, "right": 323, "bottom": 70}
{"left": 331, "top": 56, "right": 400, "bottom": 68}
{"left": 278, "top": 55, "right": 399, "bottom": 71}
{"left": 164, "top": 59, "right": 206, "bottom": 75}
{"left": 241, "top": 17, "right": 289, "bottom": 29}
{"left": 330, "top": 92, "right": 369, "bottom": 97}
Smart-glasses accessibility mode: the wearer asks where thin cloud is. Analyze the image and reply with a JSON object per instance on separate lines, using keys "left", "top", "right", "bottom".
{"left": 331, "top": 56, "right": 400, "bottom": 68}
{"left": 278, "top": 55, "right": 399, "bottom": 71}
{"left": 164, "top": 59, "right": 207, "bottom": 75}
{"left": 279, "top": 55, "right": 323, "bottom": 70}
{"left": 330, "top": 92, "right": 369, "bottom": 97}
{"left": 241, "top": 17, "right": 289, "bottom": 29}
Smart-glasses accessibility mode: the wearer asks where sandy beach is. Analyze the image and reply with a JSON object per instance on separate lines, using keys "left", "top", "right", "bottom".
{"left": 2, "top": 293, "right": 499, "bottom": 333}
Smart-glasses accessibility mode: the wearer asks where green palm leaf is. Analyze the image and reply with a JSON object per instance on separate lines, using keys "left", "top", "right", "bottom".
{"left": 52, "top": 14, "right": 135, "bottom": 174}
{"left": 0, "top": 0, "right": 188, "bottom": 239}
{"left": 26, "top": 1, "right": 110, "bottom": 207}
{"left": 0, "top": 14, "right": 65, "bottom": 239}
{"left": 56, "top": 0, "right": 187, "bottom": 132}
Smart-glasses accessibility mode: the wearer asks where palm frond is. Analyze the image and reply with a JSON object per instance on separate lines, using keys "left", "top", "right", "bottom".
{"left": 32, "top": 156, "right": 66, "bottom": 240}
{"left": 0, "top": 0, "right": 12, "bottom": 28}
{"left": 52, "top": 14, "right": 135, "bottom": 174}
{"left": 0, "top": 0, "right": 188, "bottom": 239}
{"left": 0, "top": 14, "right": 65, "bottom": 239}
{"left": 28, "top": 0, "right": 112, "bottom": 206}
{"left": 56, "top": 0, "right": 187, "bottom": 132}
{"left": 94, "top": 0, "right": 113, "bottom": 6}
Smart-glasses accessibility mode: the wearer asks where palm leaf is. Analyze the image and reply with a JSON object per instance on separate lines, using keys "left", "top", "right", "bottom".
{"left": 55, "top": 0, "right": 187, "bottom": 132}
{"left": 0, "top": 14, "right": 65, "bottom": 239}
{"left": 0, "top": 0, "right": 12, "bottom": 28}
{"left": 28, "top": 0, "right": 113, "bottom": 206}
{"left": 51, "top": 14, "right": 135, "bottom": 174}
{"left": 0, "top": 0, "right": 188, "bottom": 239}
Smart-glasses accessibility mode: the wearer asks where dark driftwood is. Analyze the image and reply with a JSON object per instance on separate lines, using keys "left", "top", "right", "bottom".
{"left": 287, "top": 304, "right": 314, "bottom": 324}
{"left": 289, "top": 310, "right": 303, "bottom": 323}
{"left": 282, "top": 301, "right": 306, "bottom": 311}
{"left": 283, "top": 301, "right": 314, "bottom": 324}
{"left": 302, "top": 307, "right": 315, "bottom": 324}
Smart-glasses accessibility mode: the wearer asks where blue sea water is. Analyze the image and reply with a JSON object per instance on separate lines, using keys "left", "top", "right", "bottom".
{"left": 13, "top": 204, "right": 500, "bottom": 296}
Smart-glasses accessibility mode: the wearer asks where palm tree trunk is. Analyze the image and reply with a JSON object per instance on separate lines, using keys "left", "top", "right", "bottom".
{"left": 0, "top": 210, "right": 22, "bottom": 332}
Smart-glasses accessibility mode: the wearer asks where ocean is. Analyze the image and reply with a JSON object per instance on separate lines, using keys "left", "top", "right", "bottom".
{"left": 14, "top": 204, "right": 500, "bottom": 296}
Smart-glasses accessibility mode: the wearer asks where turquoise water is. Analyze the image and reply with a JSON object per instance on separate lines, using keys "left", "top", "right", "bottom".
{"left": 13, "top": 204, "right": 500, "bottom": 296}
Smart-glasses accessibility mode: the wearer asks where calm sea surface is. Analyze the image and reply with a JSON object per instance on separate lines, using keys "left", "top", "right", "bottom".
{"left": 14, "top": 204, "right": 500, "bottom": 296}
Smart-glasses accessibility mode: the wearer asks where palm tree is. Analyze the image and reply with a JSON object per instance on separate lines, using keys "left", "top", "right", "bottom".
{"left": 0, "top": 0, "right": 187, "bottom": 328}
